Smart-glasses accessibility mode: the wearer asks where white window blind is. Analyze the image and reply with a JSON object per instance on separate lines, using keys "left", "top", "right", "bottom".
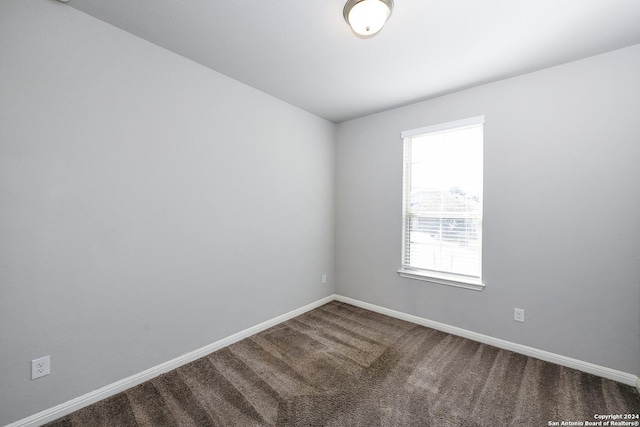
{"left": 399, "top": 116, "right": 484, "bottom": 289}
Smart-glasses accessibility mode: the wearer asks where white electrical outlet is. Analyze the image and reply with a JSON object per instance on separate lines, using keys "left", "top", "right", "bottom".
{"left": 31, "top": 356, "right": 50, "bottom": 380}
{"left": 322, "top": 273, "right": 327, "bottom": 284}
{"left": 514, "top": 308, "right": 525, "bottom": 323}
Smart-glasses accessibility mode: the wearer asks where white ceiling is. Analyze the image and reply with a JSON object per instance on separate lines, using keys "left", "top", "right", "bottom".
{"left": 66, "top": 0, "right": 640, "bottom": 123}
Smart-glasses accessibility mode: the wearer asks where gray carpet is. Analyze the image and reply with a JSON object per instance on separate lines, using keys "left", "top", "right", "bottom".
{"left": 45, "top": 301, "right": 639, "bottom": 426}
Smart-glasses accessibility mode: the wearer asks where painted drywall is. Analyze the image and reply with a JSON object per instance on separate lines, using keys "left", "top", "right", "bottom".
{"left": 0, "top": 1, "right": 335, "bottom": 424}
{"left": 336, "top": 44, "right": 640, "bottom": 376}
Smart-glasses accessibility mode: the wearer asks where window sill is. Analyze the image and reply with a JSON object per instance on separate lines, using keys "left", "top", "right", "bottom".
{"left": 397, "top": 269, "right": 485, "bottom": 291}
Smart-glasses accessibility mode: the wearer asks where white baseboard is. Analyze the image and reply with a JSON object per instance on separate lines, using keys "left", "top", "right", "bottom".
{"left": 7, "top": 295, "right": 334, "bottom": 427}
{"left": 334, "top": 295, "right": 639, "bottom": 387}
{"left": 9, "top": 293, "right": 639, "bottom": 427}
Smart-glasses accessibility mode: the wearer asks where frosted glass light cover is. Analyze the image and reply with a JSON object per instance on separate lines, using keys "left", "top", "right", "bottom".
{"left": 348, "top": 0, "right": 391, "bottom": 36}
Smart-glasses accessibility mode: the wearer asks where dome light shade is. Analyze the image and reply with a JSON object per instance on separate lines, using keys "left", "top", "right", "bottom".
{"left": 344, "top": 0, "right": 393, "bottom": 37}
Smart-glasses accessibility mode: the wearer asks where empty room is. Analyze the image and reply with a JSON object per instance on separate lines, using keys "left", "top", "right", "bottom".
{"left": 1, "top": 0, "right": 639, "bottom": 426}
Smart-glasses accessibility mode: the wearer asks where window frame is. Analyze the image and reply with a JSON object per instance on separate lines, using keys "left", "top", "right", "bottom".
{"left": 397, "top": 116, "right": 485, "bottom": 291}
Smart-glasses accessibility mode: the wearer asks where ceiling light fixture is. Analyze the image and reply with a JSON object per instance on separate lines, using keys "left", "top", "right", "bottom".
{"left": 343, "top": 0, "right": 394, "bottom": 38}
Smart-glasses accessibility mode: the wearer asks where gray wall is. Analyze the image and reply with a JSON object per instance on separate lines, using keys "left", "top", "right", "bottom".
{"left": 336, "top": 44, "right": 640, "bottom": 376}
{"left": 0, "top": 1, "right": 335, "bottom": 424}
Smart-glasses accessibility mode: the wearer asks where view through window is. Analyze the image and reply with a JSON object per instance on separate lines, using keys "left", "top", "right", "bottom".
{"left": 400, "top": 116, "right": 484, "bottom": 287}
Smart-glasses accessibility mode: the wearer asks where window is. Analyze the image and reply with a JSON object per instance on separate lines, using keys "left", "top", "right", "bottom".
{"left": 398, "top": 116, "right": 484, "bottom": 290}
